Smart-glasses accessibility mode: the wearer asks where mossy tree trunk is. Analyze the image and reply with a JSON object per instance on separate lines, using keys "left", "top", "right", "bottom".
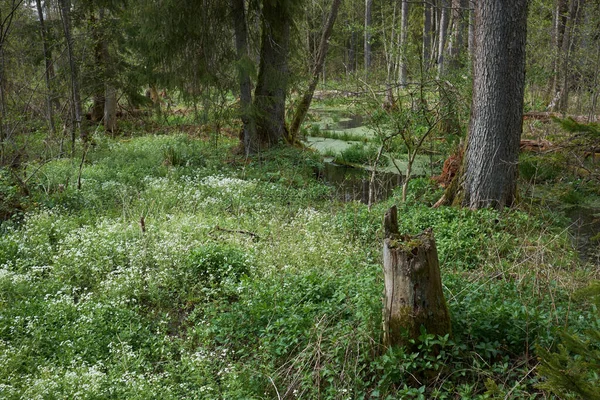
{"left": 382, "top": 206, "right": 451, "bottom": 348}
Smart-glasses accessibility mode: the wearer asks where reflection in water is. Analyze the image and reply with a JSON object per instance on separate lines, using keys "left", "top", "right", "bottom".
{"left": 336, "top": 114, "right": 364, "bottom": 130}
{"left": 318, "top": 162, "right": 402, "bottom": 204}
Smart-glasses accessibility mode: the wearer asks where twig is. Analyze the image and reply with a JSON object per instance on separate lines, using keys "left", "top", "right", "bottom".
{"left": 211, "top": 225, "right": 260, "bottom": 241}
{"left": 268, "top": 376, "right": 282, "bottom": 400}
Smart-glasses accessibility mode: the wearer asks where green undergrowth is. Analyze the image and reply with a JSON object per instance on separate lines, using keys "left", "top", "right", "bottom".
{"left": 0, "top": 133, "right": 595, "bottom": 398}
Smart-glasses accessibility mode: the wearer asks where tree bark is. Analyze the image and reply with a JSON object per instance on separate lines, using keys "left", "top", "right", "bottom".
{"left": 422, "top": 2, "right": 433, "bottom": 69}
{"left": 467, "top": 0, "right": 474, "bottom": 59}
{"left": 348, "top": 28, "right": 356, "bottom": 74}
{"left": 549, "top": 0, "right": 568, "bottom": 103}
{"left": 437, "top": 0, "right": 450, "bottom": 78}
{"left": 252, "top": 0, "right": 292, "bottom": 149}
{"left": 231, "top": 0, "right": 256, "bottom": 155}
{"left": 289, "top": 0, "right": 342, "bottom": 141}
{"left": 364, "top": 0, "right": 373, "bottom": 78}
{"left": 382, "top": 206, "right": 451, "bottom": 348}
{"left": 447, "top": 0, "right": 466, "bottom": 71}
{"left": 557, "top": 0, "right": 582, "bottom": 112}
{"left": 398, "top": 0, "right": 409, "bottom": 85}
{"left": 36, "top": 0, "right": 56, "bottom": 135}
{"left": 452, "top": 0, "right": 528, "bottom": 209}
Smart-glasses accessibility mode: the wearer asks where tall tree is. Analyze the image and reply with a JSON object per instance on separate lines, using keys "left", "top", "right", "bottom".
{"left": 556, "top": 0, "right": 582, "bottom": 111}
{"left": 467, "top": 0, "right": 474, "bottom": 59}
{"left": 437, "top": 0, "right": 450, "bottom": 78}
{"left": 422, "top": 1, "right": 433, "bottom": 68}
{"left": 364, "top": 0, "right": 372, "bottom": 78}
{"left": 446, "top": 0, "right": 466, "bottom": 70}
{"left": 439, "top": 0, "right": 528, "bottom": 209}
{"left": 398, "top": 0, "right": 409, "bottom": 85}
{"left": 252, "top": 0, "right": 296, "bottom": 149}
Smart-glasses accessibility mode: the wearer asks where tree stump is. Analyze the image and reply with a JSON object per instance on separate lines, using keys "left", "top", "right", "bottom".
{"left": 382, "top": 206, "right": 451, "bottom": 348}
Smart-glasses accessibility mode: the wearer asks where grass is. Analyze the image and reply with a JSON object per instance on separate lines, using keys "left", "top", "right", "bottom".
{"left": 306, "top": 126, "right": 370, "bottom": 143}
{"left": 0, "top": 131, "right": 597, "bottom": 398}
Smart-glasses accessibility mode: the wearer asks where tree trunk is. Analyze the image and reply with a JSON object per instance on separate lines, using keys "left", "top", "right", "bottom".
{"left": 422, "top": 2, "right": 433, "bottom": 69}
{"left": 382, "top": 206, "right": 451, "bottom": 348}
{"left": 36, "top": 0, "right": 56, "bottom": 135}
{"left": 447, "top": 0, "right": 466, "bottom": 71}
{"left": 364, "top": 0, "right": 373, "bottom": 78}
{"left": 398, "top": 0, "right": 409, "bottom": 85}
{"left": 557, "top": 0, "right": 582, "bottom": 112}
{"left": 467, "top": 0, "right": 474, "bottom": 59}
{"left": 289, "top": 0, "right": 342, "bottom": 141}
{"left": 59, "top": 0, "right": 86, "bottom": 145}
{"left": 383, "top": 1, "right": 397, "bottom": 82}
{"left": 231, "top": 0, "right": 256, "bottom": 155}
{"left": 348, "top": 28, "right": 356, "bottom": 74}
{"left": 450, "top": 0, "right": 528, "bottom": 209}
{"left": 252, "top": 0, "right": 292, "bottom": 149}
{"left": 437, "top": 0, "right": 449, "bottom": 78}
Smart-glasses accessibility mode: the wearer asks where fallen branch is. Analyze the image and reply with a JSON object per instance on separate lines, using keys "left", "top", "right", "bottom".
{"left": 211, "top": 225, "right": 260, "bottom": 241}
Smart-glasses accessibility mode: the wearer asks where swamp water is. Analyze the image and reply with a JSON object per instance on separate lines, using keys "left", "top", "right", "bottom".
{"left": 305, "top": 109, "right": 403, "bottom": 203}
{"left": 317, "top": 161, "right": 402, "bottom": 204}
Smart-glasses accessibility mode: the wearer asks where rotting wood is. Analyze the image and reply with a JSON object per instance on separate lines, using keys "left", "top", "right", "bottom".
{"left": 382, "top": 205, "right": 451, "bottom": 348}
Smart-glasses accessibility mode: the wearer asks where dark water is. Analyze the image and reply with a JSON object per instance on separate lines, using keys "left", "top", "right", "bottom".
{"left": 318, "top": 162, "right": 402, "bottom": 204}
{"left": 336, "top": 114, "right": 364, "bottom": 130}
{"left": 566, "top": 207, "right": 600, "bottom": 265}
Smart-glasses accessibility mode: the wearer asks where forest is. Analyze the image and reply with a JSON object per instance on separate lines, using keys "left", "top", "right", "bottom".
{"left": 0, "top": 0, "right": 599, "bottom": 398}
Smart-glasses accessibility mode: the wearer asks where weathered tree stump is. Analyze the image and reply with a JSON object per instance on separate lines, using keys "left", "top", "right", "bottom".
{"left": 382, "top": 206, "right": 451, "bottom": 348}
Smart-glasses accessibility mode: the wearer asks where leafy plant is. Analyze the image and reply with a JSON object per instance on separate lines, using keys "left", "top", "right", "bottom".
{"left": 536, "top": 281, "right": 600, "bottom": 399}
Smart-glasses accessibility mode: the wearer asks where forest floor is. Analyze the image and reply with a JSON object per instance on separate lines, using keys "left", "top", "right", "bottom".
{"left": 0, "top": 117, "right": 599, "bottom": 398}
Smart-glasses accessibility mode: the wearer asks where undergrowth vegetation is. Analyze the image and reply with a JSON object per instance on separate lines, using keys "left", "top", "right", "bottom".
{"left": 0, "top": 132, "right": 598, "bottom": 398}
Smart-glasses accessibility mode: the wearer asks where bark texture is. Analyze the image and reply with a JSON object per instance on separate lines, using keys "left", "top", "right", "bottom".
{"left": 253, "top": 0, "right": 292, "bottom": 149}
{"left": 436, "top": 0, "right": 449, "bottom": 78}
{"left": 398, "top": 0, "right": 409, "bottom": 85}
{"left": 461, "top": 0, "right": 528, "bottom": 209}
{"left": 467, "top": 0, "right": 474, "bottom": 58}
{"left": 382, "top": 206, "right": 451, "bottom": 348}
{"left": 422, "top": 2, "right": 432, "bottom": 68}
{"left": 364, "top": 0, "right": 373, "bottom": 77}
